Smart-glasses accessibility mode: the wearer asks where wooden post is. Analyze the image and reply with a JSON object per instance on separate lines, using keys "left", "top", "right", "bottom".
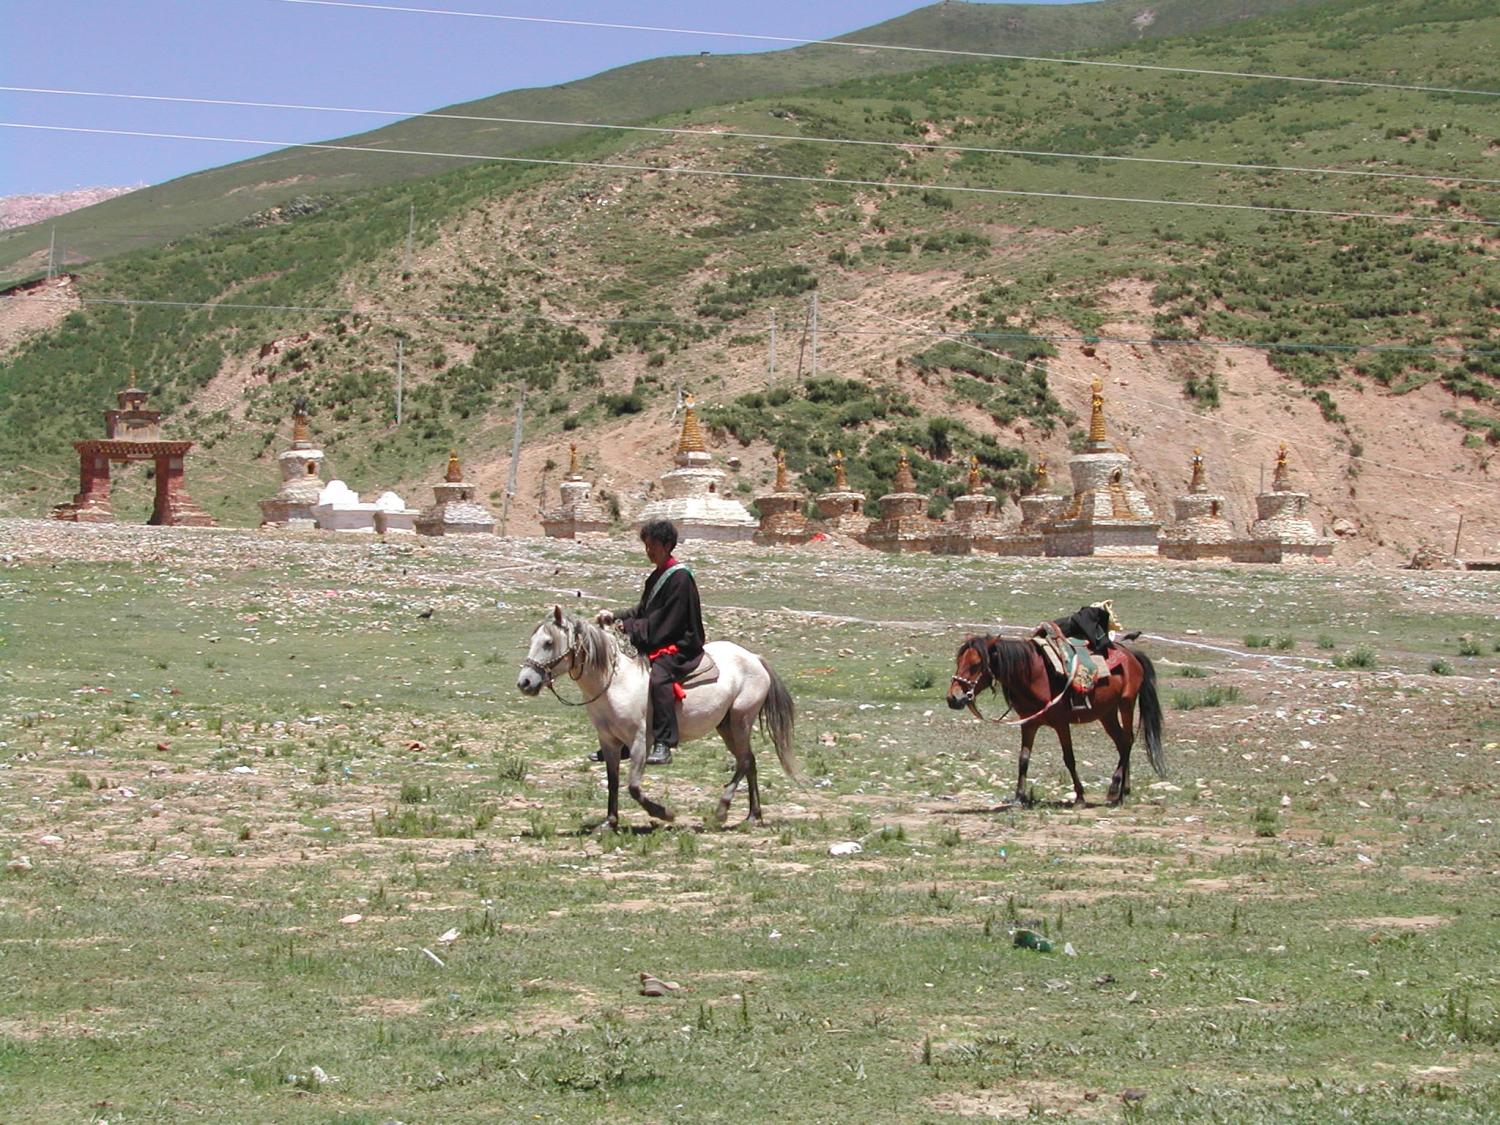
{"left": 499, "top": 388, "right": 525, "bottom": 536}
{"left": 768, "top": 309, "right": 776, "bottom": 380}
{"left": 810, "top": 291, "right": 819, "bottom": 377}
{"left": 795, "top": 305, "right": 810, "bottom": 382}
{"left": 1453, "top": 512, "right": 1464, "bottom": 558}
{"left": 403, "top": 204, "right": 415, "bottom": 277}
{"left": 395, "top": 339, "right": 404, "bottom": 426}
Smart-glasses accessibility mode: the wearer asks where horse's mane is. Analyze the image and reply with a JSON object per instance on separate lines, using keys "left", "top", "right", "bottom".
{"left": 569, "top": 618, "right": 637, "bottom": 679}
{"left": 960, "top": 633, "right": 1041, "bottom": 710}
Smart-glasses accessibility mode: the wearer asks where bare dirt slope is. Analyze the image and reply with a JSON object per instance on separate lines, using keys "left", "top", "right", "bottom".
{"left": 0, "top": 274, "right": 79, "bottom": 355}
{"left": 174, "top": 149, "right": 1496, "bottom": 566}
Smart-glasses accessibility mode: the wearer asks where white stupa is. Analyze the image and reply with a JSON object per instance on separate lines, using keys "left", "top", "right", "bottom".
{"left": 1044, "top": 377, "right": 1160, "bottom": 556}
{"left": 633, "top": 395, "right": 757, "bottom": 542}
{"left": 259, "top": 400, "right": 326, "bottom": 529}
{"left": 313, "top": 479, "right": 378, "bottom": 533}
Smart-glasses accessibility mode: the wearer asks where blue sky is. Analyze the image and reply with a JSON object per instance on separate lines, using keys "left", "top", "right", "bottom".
{"left": 0, "top": 0, "right": 1086, "bottom": 197}
{"left": 0, "top": 0, "right": 1092, "bottom": 196}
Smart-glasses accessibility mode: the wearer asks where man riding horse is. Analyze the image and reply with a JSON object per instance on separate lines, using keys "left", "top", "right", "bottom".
{"left": 594, "top": 518, "right": 703, "bottom": 766}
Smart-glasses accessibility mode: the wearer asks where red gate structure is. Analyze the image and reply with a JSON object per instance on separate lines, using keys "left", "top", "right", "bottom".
{"left": 53, "top": 385, "right": 215, "bottom": 527}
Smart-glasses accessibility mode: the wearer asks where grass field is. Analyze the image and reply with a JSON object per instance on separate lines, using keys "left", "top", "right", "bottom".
{"left": 2, "top": 519, "right": 1498, "bottom": 1122}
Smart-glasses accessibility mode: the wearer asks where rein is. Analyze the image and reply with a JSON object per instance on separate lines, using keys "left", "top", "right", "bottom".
{"left": 524, "top": 625, "right": 617, "bottom": 707}
{"left": 953, "top": 641, "right": 1069, "bottom": 727}
{"left": 950, "top": 670, "right": 1013, "bottom": 724}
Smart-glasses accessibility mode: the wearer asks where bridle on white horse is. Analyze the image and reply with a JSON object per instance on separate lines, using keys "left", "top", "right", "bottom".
{"left": 523, "top": 621, "right": 616, "bottom": 707}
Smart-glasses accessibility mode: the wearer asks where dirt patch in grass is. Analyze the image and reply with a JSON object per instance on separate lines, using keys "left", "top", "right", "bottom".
{"left": 929, "top": 1081, "right": 1106, "bottom": 1119}
{"left": 349, "top": 997, "right": 426, "bottom": 1019}
{"left": 1339, "top": 915, "right": 1451, "bottom": 931}
{"left": 462, "top": 1005, "right": 590, "bottom": 1037}
{"left": 0, "top": 1008, "right": 137, "bottom": 1041}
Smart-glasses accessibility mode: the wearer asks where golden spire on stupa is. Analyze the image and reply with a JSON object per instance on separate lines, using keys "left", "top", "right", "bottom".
{"left": 567, "top": 441, "right": 581, "bottom": 478}
{"left": 676, "top": 394, "right": 708, "bottom": 455}
{"left": 967, "top": 454, "right": 982, "bottom": 496}
{"left": 1189, "top": 448, "right": 1205, "bottom": 492}
{"left": 445, "top": 450, "right": 464, "bottom": 483}
{"left": 774, "top": 448, "right": 789, "bottom": 492}
{"left": 893, "top": 449, "right": 917, "bottom": 494}
{"left": 1272, "top": 442, "right": 1291, "bottom": 490}
{"left": 831, "top": 449, "right": 848, "bottom": 491}
{"left": 292, "top": 398, "right": 311, "bottom": 446}
{"left": 1088, "top": 376, "right": 1109, "bottom": 447}
{"left": 1034, "top": 456, "right": 1051, "bottom": 493}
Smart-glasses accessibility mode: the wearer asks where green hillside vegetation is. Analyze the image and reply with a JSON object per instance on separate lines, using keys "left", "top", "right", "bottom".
{"left": 1, "top": 0, "right": 1495, "bottom": 525}
{"left": 0, "top": 0, "right": 1388, "bottom": 282}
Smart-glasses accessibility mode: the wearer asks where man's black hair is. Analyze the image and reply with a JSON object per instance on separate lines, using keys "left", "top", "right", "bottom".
{"left": 639, "top": 519, "right": 679, "bottom": 553}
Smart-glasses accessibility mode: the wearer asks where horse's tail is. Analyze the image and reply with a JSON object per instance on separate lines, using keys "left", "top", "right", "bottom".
{"left": 757, "top": 657, "right": 801, "bottom": 784}
{"left": 1133, "top": 648, "right": 1167, "bottom": 777}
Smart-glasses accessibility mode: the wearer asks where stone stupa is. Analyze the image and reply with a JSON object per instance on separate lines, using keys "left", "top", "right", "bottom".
{"left": 937, "top": 455, "right": 1008, "bottom": 554}
{"left": 987, "top": 457, "right": 1060, "bottom": 556}
{"left": 541, "top": 442, "right": 611, "bottom": 539}
{"left": 753, "top": 449, "right": 812, "bottom": 545}
{"left": 1244, "top": 443, "right": 1334, "bottom": 563}
{"left": 1045, "top": 378, "right": 1160, "bottom": 556}
{"left": 259, "top": 397, "right": 327, "bottom": 529}
{"left": 861, "top": 451, "right": 936, "bottom": 553}
{"left": 1160, "top": 449, "right": 1236, "bottom": 560}
{"left": 633, "top": 395, "right": 757, "bottom": 542}
{"left": 414, "top": 451, "right": 496, "bottom": 536}
{"left": 814, "top": 450, "right": 869, "bottom": 536}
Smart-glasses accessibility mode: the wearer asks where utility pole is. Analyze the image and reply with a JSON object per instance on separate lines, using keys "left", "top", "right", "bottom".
{"left": 795, "top": 305, "right": 810, "bottom": 382}
{"left": 1454, "top": 512, "right": 1465, "bottom": 558}
{"left": 499, "top": 387, "right": 526, "bottom": 536}
{"left": 768, "top": 309, "right": 777, "bottom": 381}
{"left": 395, "top": 339, "right": 404, "bottom": 425}
{"left": 46, "top": 227, "right": 56, "bottom": 280}
{"left": 402, "top": 204, "right": 415, "bottom": 277}
{"left": 810, "top": 291, "right": 819, "bottom": 377}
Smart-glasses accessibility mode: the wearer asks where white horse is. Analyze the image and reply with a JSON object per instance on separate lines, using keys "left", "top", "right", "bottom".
{"left": 517, "top": 606, "right": 799, "bottom": 831}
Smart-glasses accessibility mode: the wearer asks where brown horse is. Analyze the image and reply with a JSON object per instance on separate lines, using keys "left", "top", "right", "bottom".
{"left": 946, "top": 635, "right": 1165, "bottom": 806}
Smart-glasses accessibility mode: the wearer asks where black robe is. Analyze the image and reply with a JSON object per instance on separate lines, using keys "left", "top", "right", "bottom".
{"left": 614, "top": 562, "right": 705, "bottom": 661}
{"left": 1052, "top": 604, "right": 1113, "bottom": 655}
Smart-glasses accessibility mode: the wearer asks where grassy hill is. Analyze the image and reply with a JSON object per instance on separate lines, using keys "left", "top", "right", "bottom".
{"left": 0, "top": 0, "right": 1495, "bottom": 560}
{"left": 0, "top": 0, "right": 1346, "bottom": 284}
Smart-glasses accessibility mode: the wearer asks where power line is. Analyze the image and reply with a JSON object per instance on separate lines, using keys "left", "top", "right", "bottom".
{"left": 12, "top": 293, "right": 1497, "bottom": 359}
{"left": 6, "top": 122, "right": 1494, "bottom": 228}
{"left": 274, "top": 0, "right": 1500, "bottom": 99}
{"left": 7, "top": 85, "right": 1494, "bottom": 186}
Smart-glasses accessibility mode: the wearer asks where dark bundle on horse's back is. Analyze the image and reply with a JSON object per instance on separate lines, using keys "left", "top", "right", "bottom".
{"left": 1050, "top": 602, "right": 1116, "bottom": 655}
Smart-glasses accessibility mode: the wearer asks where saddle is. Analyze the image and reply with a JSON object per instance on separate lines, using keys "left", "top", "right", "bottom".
{"left": 1031, "top": 623, "right": 1110, "bottom": 695}
{"left": 679, "top": 652, "right": 720, "bottom": 693}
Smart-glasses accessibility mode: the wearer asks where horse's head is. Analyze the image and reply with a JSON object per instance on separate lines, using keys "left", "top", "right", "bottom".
{"left": 947, "top": 635, "right": 992, "bottom": 711}
{"left": 516, "top": 605, "right": 576, "bottom": 697}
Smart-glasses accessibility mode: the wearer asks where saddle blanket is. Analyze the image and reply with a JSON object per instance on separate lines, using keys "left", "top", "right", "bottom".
{"left": 1031, "top": 626, "right": 1109, "bottom": 694}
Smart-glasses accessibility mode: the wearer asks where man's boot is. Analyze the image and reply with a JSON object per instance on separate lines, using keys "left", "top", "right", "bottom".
{"left": 645, "top": 742, "right": 674, "bottom": 766}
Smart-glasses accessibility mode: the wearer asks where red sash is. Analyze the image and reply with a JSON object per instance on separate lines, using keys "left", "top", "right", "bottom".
{"left": 648, "top": 644, "right": 687, "bottom": 702}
